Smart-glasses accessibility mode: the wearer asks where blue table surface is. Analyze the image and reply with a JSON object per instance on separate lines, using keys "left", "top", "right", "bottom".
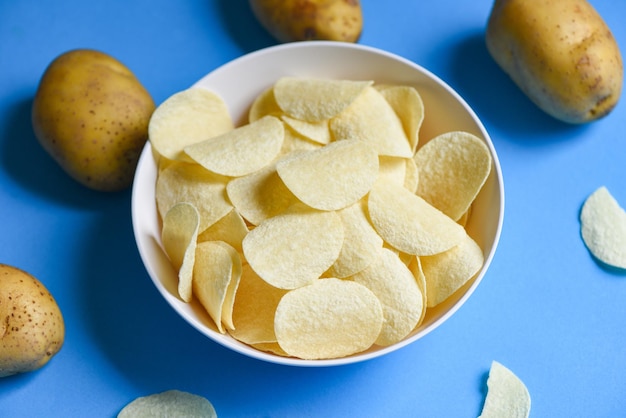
{"left": 2, "top": 1, "right": 626, "bottom": 417}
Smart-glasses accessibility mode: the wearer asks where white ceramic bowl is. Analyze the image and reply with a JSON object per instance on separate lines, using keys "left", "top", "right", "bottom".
{"left": 132, "top": 41, "right": 504, "bottom": 367}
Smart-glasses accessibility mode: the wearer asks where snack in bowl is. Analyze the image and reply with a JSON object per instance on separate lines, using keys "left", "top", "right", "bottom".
{"left": 132, "top": 42, "right": 504, "bottom": 366}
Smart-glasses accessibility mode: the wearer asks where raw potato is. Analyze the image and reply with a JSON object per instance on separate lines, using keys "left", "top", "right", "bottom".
{"left": 0, "top": 264, "right": 65, "bottom": 377}
{"left": 32, "top": 49, "right": 155, "bottom": 191}
{"left": 249, "top": 0, "right": 363, "bottom": 43}
{"left": 486, "top": 0, "right": 623, "bottom": 123}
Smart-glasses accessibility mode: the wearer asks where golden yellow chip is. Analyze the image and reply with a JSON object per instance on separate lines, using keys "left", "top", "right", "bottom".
{"left": 479, "top": 361, "right": 531, "bottom": 418}
{"left": 197, "top": 209, "right": 249, "bottom": 253}
{"left": 414, "top": 131, "right": 492, "bottom": 221}
{"left": 276, "top": 139, "right": 379, "bottom": 211}
{"left": 420, "top": 232, "right": 484, "bottom": 307}
{"left": 156, "top": 161, "right": 232, "bottom": 233}
{"left": 280, "top": 115, "right": 331, "bottom": 145}
{"left": 274, "top": 77, "right": 373, "bottom": 122}
{"left": 404, "top": 157, "right": 419, "bottom": 193}
{"left": 580, "top": 186, "right": 626, "bottom": 269}
{"left": 226, "top": 163, "right": 299, "bottom": 226}
{"left": 326, "top": 199, "right": 383, "bottom": 278}
{"left": 274, "top": 278, "right": 384, "bottom": 359}
{"left": 378, "top": 85, "right": 424, "bottom": 153}
{"left": 407, "top": 256, "right": 428, "bottom": 325}
{"left": 352, "top": 248, "right": 424, "bottom": 346}
{"left": 229, "top": 263, "right": 288, "bottom": 345}
{"left": 242, "top": 204, "right": 344, "bottom": 289}
{"left": 149, "top": 87, "right": 233, "bottom": 160}
{"left": 184, "top": 115, "right": 284, "bottom": 177}
{"left": 279, "top": 125, "right": 323, "bottom": 156}
{"left": 330, "top": 86, "right": 413, "bottom": 158}
{"left": 377, "top": 156, "right": 407, "bottom": 186}
{"left": 118, "top": 390, "right": 217, "bottom": 418}
{"left": 248, "top": 86, "right": 282, "bottom": 122}
{"left": 193, "top": 241, "right": 241, "bottom": 333}
{"left": 161, "top": 202, "right": 200, "bottom": 303}
{"left": 368, "top": 178, "right": 466, "bottom": 256}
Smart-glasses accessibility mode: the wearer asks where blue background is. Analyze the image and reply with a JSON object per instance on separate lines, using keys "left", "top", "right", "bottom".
{"left": 1, "top": 1, "right": 625, "bottom": 417}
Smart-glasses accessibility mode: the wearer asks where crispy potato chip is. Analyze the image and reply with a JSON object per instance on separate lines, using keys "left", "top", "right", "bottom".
{"left": 251, "top": 342, "right": 289, "bottom": 357}
{"left": 184, "top": 115, "right": 284, "bottom": 177}
{"left": 378, "top": 156, "right": 407, "bottom": 186}
{"left": 156, "top": 161, "right": 232, "bottom": 233}
{"left": 479, "top": 361, "right": 531, "bottom": 418}
{"left": 281, "top": 115, "right": 332, "bottom": 145}
{"left": 242, "top": 204, "right": 344, "bottom": 289}
{"left": 279, "top": 126, "right": 323, "bottom": 157}
{"left": 404, "top": 157, "right": 419, "bottom": 193}
{"left": 248, "top": 86, "right": 282, "bottom": 122}
{"left": 420, "top": 232, "right": 484, "bottom": 307}
{"left": 197, "top": 209, "right": 249, "bottom": 253}
{"left": 161, "top": 202, "right": 200, "bottom": 303}
{"left": 274, "top": 278, "right": 384, "bottom": 359}
{"left": 193, "top": 241, "right": 242, "bottom": 333}
{"left": 326, "top": 199, "right": 383, "bottom": 278}
{"left": 118, "top": 390, "right": 217, "bottom": 418}
{"left": 149, "top": 87, "right": 233, "bottom": 160}
{"left": 378, "top": 85, "right": 424, "bottom": 153}
{"left": 407, "top": 256, "right": 428, "bottom": 325}
{"left": 414, "top": 131, "right": 492, "bottom": 221}
{"left": 276, "top": 139, "right": 379, "bottom": 211}
{"left": 229, "top": 263, "right": 288, "bottom": 345}
{"left": 330, "top": 86, "right": 413, "bottom": 158}
{"left": 226, "top": 163, "right": 299, "bottom": 226}
{"left": 580, "top": 186, "right": 626, "bottom": 269}
{"left": 274, "top": 77, "right": 372, "bottom": 122}
{"left": 352, "top": 248, "right": 424, "bottom": 346}
{"left": 368, "top": 179, "right": 466, "bottom": 256}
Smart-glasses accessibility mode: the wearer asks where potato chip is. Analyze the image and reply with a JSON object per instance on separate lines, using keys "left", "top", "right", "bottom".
{"left": 242, "top": 204, "right": 344, "bottom": 289}
{"left": 330, "top": 86, "right": 413, "bottom": 158}
{"left": 414, "top": 131, "right": 492, "bottom": 221}
{"left": 368, "top": 178, "right": 466, "bottom": 256}
{"left": 117, "top": 390, "right": 217, "bottom": 418}
{"left": 580, "top": 186, "right": 626, "bottom": 269}
{"left": 274, "top": 278, "right": 384, "bottom": 359}
{"left": 326, "top": 199, "right": 383, "bottom": 278}
{"left": 252, "top": 342, "right": 289, "bottom": 357}
{"left": 280, "top": 125, "right": 323, "bottom": 156}
{"left": 378, "top": 156, "right": 407, "bottom": 186}
{"left": 404, "top": 157, "right": 419, "bottom": 193}
{"left": 161, "top": 202, "right": 200, "bottom": 303}
{"left": 197, "top": 209, "right": 249, "bottom": 252}
{"left": 420, "top": 232, "right": 484, "bottom": 307}
{"left": 248, "top": 86, "right": 282, "bottom": 122}
{"left": 184, "top": 115, "right": 284, "bottom": 177}
{"left": 280, "top": 115, "right": 332, "bottom": 145}
{"left": 229, "top": 263, "right": 287, "bottom": 345}
{"left": 226, "top": 163, "right": 299, "bottom": 226}
{"left": 276, "top": 139, "right": 379, "bottom": 211}
{"left": 378, "top": 85, "right": 424, "bottom": 153}
{"left": 149, "top": 87, "right": 233, "bottom": 161}
{"left": 407, "top": 256, "right": 428, "bottom": 325}
{"left": 479, "top": 361, "right": 531, "bottom": 418}
{"left": 193, "top": 241, "right": 242, "bottom": 333}
{"left": 352, "top": 248, "right": 424, "bottom": 346}
{"left": 274, "top": 77, "right": 372, "bottom": 122}
{"left": 156, "top": 161, "right": 232, "bottom": 233}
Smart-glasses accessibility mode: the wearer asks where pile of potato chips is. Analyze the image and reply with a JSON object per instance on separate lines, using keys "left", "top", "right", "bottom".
{"left": 149, "top": 77, "right": 493, "bottom": 360}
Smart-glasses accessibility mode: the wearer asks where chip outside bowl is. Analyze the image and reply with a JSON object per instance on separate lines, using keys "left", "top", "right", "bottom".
{"left": 131, "top": 41, "right": 505, "bottom": 367}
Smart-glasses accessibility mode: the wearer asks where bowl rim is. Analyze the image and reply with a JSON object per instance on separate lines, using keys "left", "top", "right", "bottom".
{"left": 132, "top": 41, "right": 505, "bottom": 367}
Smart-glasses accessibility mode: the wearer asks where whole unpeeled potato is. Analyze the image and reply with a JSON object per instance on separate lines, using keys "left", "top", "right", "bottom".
{"left": 32, "top": 49, "right": 155, "bottom": 192}
{"left": 249, "top": 0, "right": 363, "bottom": 43}
{"left": 486, "top": 0, "right": 623, "bottom": 124}
{"left": 0, "top": 264, "right": 65, "bottom": 377}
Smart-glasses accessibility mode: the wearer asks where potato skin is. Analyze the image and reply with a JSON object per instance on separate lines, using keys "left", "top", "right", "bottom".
{"left": 0, "top": 264, "right": 65, "bottom": 377}
{"left": 249, "top": 0, "right": 363, "bottom": 43}
{"left": 32, "top": 49, "right": 155, "bottom": 192}
{"left": 486, "top": 0, "right": 623, "bottom": 123}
